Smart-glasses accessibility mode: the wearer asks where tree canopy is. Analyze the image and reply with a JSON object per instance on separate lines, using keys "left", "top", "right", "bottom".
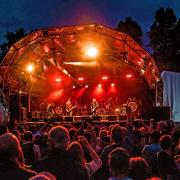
{"left": 0, "top": 28, "right": 25, "bottom": 62}
{"left": 148, "top": 8, "right": 180, "bottom": 72}
{"left": 116, "top": 17, "right": 143, "bottom": 45}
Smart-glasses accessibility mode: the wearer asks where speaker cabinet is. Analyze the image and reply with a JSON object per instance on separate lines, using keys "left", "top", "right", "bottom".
{"left": 9, "top": 94, "right": 20, "bottom": 121}
{"left": 64, "top": 116, "right": 73, "bottom": 122}
{"left": 153, "top": 106, "right": 170, "bottom": 121}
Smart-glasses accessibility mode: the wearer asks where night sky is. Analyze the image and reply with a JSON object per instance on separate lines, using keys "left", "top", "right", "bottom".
{"left": 0, "top": 0, "right": 180, "bottom": 50}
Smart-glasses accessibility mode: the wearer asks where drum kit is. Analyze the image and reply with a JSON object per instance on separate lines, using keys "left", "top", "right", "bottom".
{"left": 118, "top": 97, "right": 139, "bottom": 116}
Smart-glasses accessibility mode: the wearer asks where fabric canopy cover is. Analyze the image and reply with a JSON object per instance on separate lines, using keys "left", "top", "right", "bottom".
{"left": 162, "top": 71, "right": 180, "bottom": 121}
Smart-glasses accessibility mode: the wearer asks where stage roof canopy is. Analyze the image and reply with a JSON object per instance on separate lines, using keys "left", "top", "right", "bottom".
{"left": 1, "top": 24, "right": 160, "bottom": 95}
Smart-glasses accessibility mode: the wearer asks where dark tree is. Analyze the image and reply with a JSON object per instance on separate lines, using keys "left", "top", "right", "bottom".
{"left": 0, "top": 28, "right": 25, "bottom": 62}
{"left": 174, "top": 19, "right": 180, "bottom": 69}
{"left": 148, "top": 8, "right": 180, "bottom": 71}
{"left": 116, "top": 17, "right": 143, "bottom": 45}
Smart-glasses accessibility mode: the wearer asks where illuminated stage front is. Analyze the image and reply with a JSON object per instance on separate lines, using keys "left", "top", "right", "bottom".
{"left": 0, "top": 24, "right": 160, "bottom": 122}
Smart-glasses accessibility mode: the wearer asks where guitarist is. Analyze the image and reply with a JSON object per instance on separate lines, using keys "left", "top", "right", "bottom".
{"left": 91, "top": 98, "right": 99, "bottom": 115}
{"left": 66, "top": 98, "right": 75, "bottom": 116}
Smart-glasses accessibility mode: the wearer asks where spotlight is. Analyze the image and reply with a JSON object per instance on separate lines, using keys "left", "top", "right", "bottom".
{"left": 85, "top": 85, "right": 88, "bottom": 88}
{"left": 63, "top": 69, "right": 68, "bottom": 75}
{"left": 26, "top": 64, "right": 34, "bottom": 73}
{"left": 102, "top": 76, "right": 108, "bottom": 80}
{"left": 98, "top": 84, "right": 102, "bottom": 88}
{"left": 140, "top": 69, "right": 145, "bottom": 74}
{"left": 126, "top": 74, "right": 132, "bottom": 78}
{"left": 73, "top": 85, "right": 76, "bottom": 89}
{"left": 111, "top": 83, "right": 115, "bottom": 87}
{"left": 78, "top": 77, "right": 84, "bottom": 81}
{"left": 44, "top": 46, "right": 49, "bottom": 53}
{"left": 85, "top": 46, "right": 98, "bottom": 58}
{"left": 56, "top": 78, "right": 61, "bottom": 82}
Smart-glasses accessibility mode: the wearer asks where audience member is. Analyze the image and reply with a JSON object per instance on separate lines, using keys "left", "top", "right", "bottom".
{"left": 68, "top": 136, "right": 102, "bottom": 179}
{"left": 142, "top": 130, "right": 161, "bottom": 165}
{"left": 152, "top": 135, "right": 178, "bottom": 179}
{"left": 29, "top": 172, "right": 56, "bottom": 180}
{"left": 0, "top": 124, "right": 8, "bottom": 135}
{"left": 0, "top": 133, "right": 37, "bottom": 180}
{"left": 32, "top": 126, "right": 89, "bottom": 180}
{"left": 108, "top": 147, "right": 132, "bottom": 180}
{"left": 22, "top": 131, "right": 41, "bottom": 165}
{"left": 129, "top": 157, "right": 150, "bottom": 180}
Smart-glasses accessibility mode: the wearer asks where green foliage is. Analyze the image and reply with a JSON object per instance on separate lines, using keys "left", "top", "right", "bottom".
{"left": 116, "top": 17, "right": 143, "bottom": 45}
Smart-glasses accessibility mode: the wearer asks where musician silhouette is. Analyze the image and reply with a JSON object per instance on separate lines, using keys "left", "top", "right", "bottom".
{"left": 91, "top": 99, "right": 99, "bottom": 115}
{"left": 66, "top": 98, "right": 76, "bottom": 116}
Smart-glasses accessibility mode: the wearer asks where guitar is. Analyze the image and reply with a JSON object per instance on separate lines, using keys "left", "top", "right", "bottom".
{"left": 91, "top": 104, "right": 99, "bottom": 114}
{"left": 66, "top": 105, "right": 77, "bottom": 115}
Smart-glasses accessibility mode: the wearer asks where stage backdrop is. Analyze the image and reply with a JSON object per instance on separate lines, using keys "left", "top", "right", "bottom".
{"left": 162, "top": 71, "right": 180, "bottom": 122}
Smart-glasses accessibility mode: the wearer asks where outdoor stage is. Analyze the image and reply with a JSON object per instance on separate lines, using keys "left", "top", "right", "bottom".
{"left": 0, "top": 24, "right": 160, "bottom": 123}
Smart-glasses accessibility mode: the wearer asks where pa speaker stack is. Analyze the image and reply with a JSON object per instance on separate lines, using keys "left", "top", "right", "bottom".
{"left": 153, "top": 106, "right": 170, "bottom": 121}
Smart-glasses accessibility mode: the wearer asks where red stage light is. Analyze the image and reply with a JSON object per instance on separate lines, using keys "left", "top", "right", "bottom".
{"left": 126, "top": 74, "right": 132, "bottom": 78}
{"left": 55, "top": 78, "right": 61, "bottom": 82}
{"left": 44, "top": 46, "right": 49, "bottom": 53}
{"left": 73, "top": 85, "right": 76, "bottom": 89}
{"left": 85, "top": 85, "right": 88, "bottom": 88}
{"left": 98, "top": 84, "right": 102, "bottom": 88}
{"left": 111, "top": 83, "right": 115, "bottom": 87}
{"left": 102, "top": 76, "right": 108, "bottom": 80}
{"left": 78, "top": 77, "right": 84, "bottom": 81}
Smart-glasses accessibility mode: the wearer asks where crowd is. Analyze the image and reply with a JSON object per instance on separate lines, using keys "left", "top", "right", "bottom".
{"left": 0, "top": 117, "right": 180, "bottom": 180}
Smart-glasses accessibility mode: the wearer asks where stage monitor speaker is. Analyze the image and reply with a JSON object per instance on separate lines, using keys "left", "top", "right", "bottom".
{"left": 153, "top": 106, "right": 170, "bottom": 121}
{"left": 64, "top": 116, "right": 73, "bottom": 122}
{"left": 57, "top": 116, "right": 63, "bottom": 122}
{"left": 92, "top": 116, "right": 100, "bottom": 121}
{"left": 108, "top": 116, "right": 117, "bottom": 121}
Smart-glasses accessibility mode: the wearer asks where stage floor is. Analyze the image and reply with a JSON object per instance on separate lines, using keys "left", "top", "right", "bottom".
{"left": 30, "top": 114, "right": 127, "bottom": 122}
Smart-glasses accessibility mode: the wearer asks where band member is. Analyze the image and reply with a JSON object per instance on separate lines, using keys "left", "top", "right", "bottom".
{"left": 106, "top": 97, "right": 113, "bottom": 114}
{"left": 46, "top": 103, "right": 56, "bottom": 118}
{"left": 91, "top": 98, "right": 99, "bottom": 115}
{"left": 66, "top": 98, "right": 75, "bottom": 116}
